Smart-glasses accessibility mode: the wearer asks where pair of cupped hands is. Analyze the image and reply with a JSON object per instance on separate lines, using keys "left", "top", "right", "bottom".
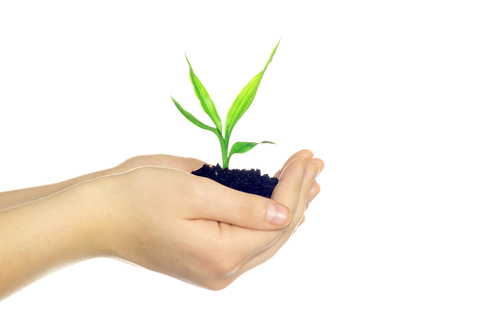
{"left": 79, "top": 149, "right": 322, "bottom": 290}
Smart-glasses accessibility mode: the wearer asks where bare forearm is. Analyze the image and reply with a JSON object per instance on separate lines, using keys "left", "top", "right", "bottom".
{"left": 0, "top": 180, "right": 107, "bottom": 301}
{"left": 0, "top": 168, "right": 113, "bottom": 211}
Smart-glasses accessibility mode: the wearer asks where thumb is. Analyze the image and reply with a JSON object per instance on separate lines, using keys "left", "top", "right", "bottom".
{"left": 185, "top": 174, "right": 291, "bottom": 230}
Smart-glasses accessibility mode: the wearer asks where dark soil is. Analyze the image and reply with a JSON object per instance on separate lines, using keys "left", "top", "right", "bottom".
{"left": 191, "top": 164, "right": 279, "bottom": 198}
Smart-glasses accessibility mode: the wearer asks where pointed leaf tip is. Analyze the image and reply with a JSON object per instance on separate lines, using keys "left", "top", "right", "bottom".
{"left": 228, "top": 141, "right": 276, "bottom": 160}
{"left": 171, "top": 96, "right": 217, "bottom": 133}
{"left": 224, "top": 43, "right": 280, "bottom": 142}
{"left": 185, "top": 56, "right": 223, "bottom": 133}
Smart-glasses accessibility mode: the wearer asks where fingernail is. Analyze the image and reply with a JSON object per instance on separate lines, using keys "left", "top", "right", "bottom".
{"left": 267, "top": 203, "right": 289, "bottom": 226}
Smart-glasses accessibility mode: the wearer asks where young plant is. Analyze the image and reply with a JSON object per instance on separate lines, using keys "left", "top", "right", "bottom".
{"left": 171, "top": 41, "right": 280, "bottom": 169}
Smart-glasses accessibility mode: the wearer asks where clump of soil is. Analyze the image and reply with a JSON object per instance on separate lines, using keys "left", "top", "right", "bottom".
{"left": 191, "top": 164, "right": 279, "bottom": 198}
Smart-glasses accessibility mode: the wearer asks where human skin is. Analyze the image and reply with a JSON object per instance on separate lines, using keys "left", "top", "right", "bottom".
{"left": 0, "top": 150, "right": 320, "bottom": 211}
{"left": 0, "top": 150, "right": 323, "bottom": 300}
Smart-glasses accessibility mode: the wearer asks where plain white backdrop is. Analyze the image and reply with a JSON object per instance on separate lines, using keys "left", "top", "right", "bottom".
{"left": 1, "top": 1, "right": 499, "bottom": 318}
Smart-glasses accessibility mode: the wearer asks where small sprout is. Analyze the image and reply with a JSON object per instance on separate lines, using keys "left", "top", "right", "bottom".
{"left": 171, "top": 41, "right": 280, "bottom": 169}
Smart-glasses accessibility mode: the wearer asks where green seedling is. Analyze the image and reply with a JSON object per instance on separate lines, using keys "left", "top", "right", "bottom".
{"left": 171, "top": 41, "right": 280, "bottom": 169}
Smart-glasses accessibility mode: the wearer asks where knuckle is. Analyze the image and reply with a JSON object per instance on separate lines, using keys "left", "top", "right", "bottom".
{"left": 204, "top": 278, "right": 233, "bottom": 291}
{"left": 186, "top": 238, "right": 239, "bottom": 291}
{"left": 204, "top": 259, "right": 238, "bottom": 291}
{"left": 210, "top": 253, "right": 241, "bottom": 277}
{"left": 204, "top": 242, "right": 242, "bottom": 278}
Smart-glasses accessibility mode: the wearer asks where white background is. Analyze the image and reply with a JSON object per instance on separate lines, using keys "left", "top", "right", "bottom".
{"left": 1, "top": 1, "right": 499, "bottom": 318}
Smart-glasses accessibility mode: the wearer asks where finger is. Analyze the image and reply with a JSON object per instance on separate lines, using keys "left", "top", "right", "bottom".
{"left": 271, "top": 158, "right": 307, "bottom": 217}
{"left": 308, "top": 157, "right": 325, "bottom": 178}
{"left": 236, "top": 158, "right": 321, "bottom": 273}
{"left": 306, "top": 182, "right": 321, "bottom": 210}
{"left": 287, "top": 160, "right": 321, "bottom": 233}
{"left": 295, "top": 182, "right": 320, "bottom": 234}
{"left": 183, "top": 172, "right": 295, "bottom": 231}
{"left": 216, "top": 158, "right": 307, "bottom": 262}
{"left": 188, "top": 154, "right": 318, "bottom": 232}
{"left": 299, "top": 215, "right": 305, "bottom": 226}
{"left": 274, "top": 149, "right": 313, "bottom": 178}
{"left": 291, "top": 215, "right": 306, "bottom": 236}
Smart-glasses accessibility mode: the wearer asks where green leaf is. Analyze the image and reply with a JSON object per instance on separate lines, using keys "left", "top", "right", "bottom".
{"left": 224, "top": 40, "right": 280, "bottom": 141}
{"left": 186, "top": 55, "right": 223, "bottom": 133}
{"left": 228, "top": 141, "right": 275, "bottom": 159}
{"left": 171, "top": 96, "right": 217, "bottom": 133}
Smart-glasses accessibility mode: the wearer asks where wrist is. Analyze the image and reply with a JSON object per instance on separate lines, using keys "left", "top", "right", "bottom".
{"left": 80, "top": 170, "right": 138, "bottom": 260}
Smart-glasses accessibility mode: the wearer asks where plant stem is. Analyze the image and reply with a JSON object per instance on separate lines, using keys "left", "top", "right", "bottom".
{"left": 216, "top": 132, "right": 229, "bottom": 169}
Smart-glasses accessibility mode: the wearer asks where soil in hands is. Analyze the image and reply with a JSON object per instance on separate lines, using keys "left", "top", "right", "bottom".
{"left": 191, "top": 164, "right": 279, "bottom": 198}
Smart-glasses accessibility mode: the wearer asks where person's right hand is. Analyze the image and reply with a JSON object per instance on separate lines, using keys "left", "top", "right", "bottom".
{"left": 92, "top": 150, "right": 324, "bottom": 290}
